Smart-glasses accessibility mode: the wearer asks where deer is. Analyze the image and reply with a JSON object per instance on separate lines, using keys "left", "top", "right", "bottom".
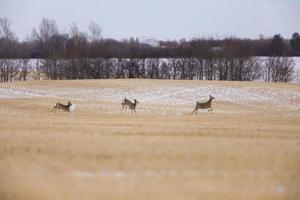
{"left": 192, "top": 95, "right": 215, "bottom": 113}
{"left": 51, "top": 101, "right": 76, "bottom": 113}
{"left": 121, "top": 97, "right": 131, "bottom": 110}
{"left": 121, "top": 98, "right": 140, "bottom": 114}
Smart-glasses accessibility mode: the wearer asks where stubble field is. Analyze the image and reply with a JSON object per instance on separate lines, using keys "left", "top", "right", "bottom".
{"left": 0, "top": 79, "right": 299, "bottom": 200}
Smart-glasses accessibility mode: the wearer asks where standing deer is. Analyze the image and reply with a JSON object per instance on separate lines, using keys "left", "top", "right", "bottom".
{"left": 192, "top": 95, "right": 215, "bottom": 113}
{"left": 51, "top": 101, "right": 76, "bottom": 113}
{"left": 121, "top": 98, "right": 140, "bottom": 114}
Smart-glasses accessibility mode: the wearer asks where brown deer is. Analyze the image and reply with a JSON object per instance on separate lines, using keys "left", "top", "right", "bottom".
{"left": 192, "top": 95, "right": 215, "bottom": 113}
{"left": 121, "top": 98, "right": 140, "bottom": 114}
{"left": 51, "top": 101, "right": 75, "bottom": 113}
{"left": 121, "top": 97, "right": 131, "bottom": 110}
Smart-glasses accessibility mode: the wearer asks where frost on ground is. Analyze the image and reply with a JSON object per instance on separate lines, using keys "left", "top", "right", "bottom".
{"left": 0, "top": 84, "right": 299, "bottom": 112}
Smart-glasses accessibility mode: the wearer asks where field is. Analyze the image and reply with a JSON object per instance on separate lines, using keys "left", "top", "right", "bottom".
{"left": 0, "top": 79, "right": 299, "bottom": 200}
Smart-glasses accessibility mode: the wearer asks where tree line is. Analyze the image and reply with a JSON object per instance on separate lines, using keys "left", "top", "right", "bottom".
{"left": 0, "top": 18, "right": 298, "bottom": 82}
{"left": 0, "top": 57, "right": 295, "bottom": 83}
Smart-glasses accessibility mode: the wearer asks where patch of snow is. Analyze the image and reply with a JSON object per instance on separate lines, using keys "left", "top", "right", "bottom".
{"left": 276, "top": 185, "right": 285, "bottom": 194}
{"left": 73, "top": 170, "right": 95, "bottom": 178}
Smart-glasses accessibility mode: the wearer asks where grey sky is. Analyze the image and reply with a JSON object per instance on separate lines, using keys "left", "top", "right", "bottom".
{"left": 0, "top": 0, "right": 299, "bottom": 41}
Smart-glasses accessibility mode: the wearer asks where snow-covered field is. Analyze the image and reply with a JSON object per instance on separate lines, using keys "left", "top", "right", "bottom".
{"left": 1, "top": 81, "right": 299, "bottom": 113}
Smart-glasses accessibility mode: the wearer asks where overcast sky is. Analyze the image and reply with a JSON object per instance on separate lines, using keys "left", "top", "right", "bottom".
{"left": 0, "top": 0, "right": 299, "bottom": 41}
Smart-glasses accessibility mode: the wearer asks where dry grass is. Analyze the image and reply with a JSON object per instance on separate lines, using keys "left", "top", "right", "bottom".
{"left": 0, "top": 79, "right": 300, "bottom": 200}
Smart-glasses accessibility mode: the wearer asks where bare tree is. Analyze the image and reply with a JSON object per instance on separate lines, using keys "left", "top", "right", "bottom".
{"left": 168, "top": 58, "right": 178, "bottom": 80}
{"left": 0, "top": 18, "right": 18, "bottom": 58}
{"left": 264, "top": 57, "right": 295, "bottom": 82}
{"left": 88, "top": 21, "right": 102, "bottom": 42}
{"left": 0, "top": 59, "right": 20, "bottom": 82}
{"left": 0, "top": 18, "right": 16, "bottom": 40}
{"left": 159, "top": 60, "right": 171, "bottom": 79}
{"left": 146, "top": 58, "right": 160, "bottom": 79}
{"left": 65, "top": 23, "right": 88, "bottom": 79}
{"left": 19, "top": 59, "right": 30, "bottom": 81}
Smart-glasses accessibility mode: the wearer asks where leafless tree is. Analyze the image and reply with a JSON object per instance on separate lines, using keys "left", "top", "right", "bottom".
{"left": 146, "top": 58, "right": 160, "bottom": 79}
{"left": 88, "top": 21, "right": 102, "bottom": 42}
{"left": 264, "top": 57, "right": 295, "bottom": 82}
{"left": 0, "top": 18, "right": 16, "bottom": 40}
{"left": 19, "top": 59, "right": 30, "bottom": 81}
{"left": 0, "top": 18, "right": 18, "bottom": 59}
{"left": 159, "top": 60, "right": 171, "bottom": 79}
{"left": 168, "top": 58, "right": 179, "bottom": 80}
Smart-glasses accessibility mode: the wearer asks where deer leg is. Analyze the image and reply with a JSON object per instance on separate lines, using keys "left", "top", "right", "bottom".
{"left": 192, "top": 108, "right": 199, "bottom": 114}
{"left": 51, "top": 106, "right": 56, "bottom": 113}
{"left": 134, "top": 109, "right": 137, "bottom": 115}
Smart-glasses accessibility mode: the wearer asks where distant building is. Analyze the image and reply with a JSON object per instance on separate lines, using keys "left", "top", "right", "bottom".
{"left": 139, "top": 37, "right": 160, "bottom": 47}
{"left": 211, "top": 46, "right": 223, "bottom": 52}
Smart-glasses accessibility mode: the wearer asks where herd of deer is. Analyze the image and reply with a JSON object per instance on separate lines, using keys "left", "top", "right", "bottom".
{"left": 51, "top": 95, "right": 215, "bottom": 114}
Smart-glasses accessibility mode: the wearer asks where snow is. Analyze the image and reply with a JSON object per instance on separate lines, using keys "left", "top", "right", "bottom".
{"left": 293, "top": 57, "right": 300, "bottom": 82}
{"left": 0, "top": 84, "right": 299, "bottom": 111}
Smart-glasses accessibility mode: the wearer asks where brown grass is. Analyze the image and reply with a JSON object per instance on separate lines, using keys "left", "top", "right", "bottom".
{"left": 0, "top": 80, "right": 299, "bottom": 200}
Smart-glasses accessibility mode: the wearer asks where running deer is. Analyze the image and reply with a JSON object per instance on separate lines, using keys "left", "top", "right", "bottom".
{"left": 192, "top": 95, "right": 215, "bottom": 113}
{"left": 121, "top": 98, "right": 140, "bottom": 114}
{"left": 121, "top": 97, "right": 131, "bottom": 110}
{"left": 51, "top": 101, "right": 76, "bottom": 113}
